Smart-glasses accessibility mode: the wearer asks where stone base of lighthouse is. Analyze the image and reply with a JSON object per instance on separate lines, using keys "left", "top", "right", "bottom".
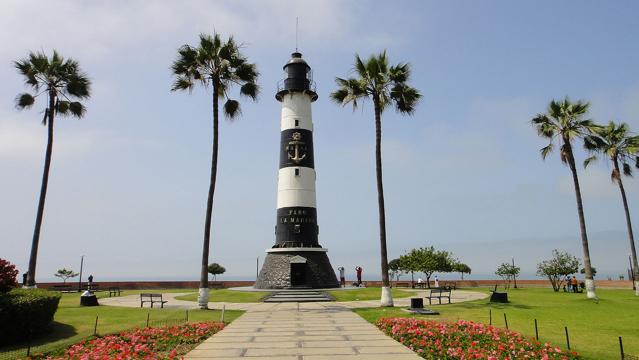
{"left": 255, "top": 248, "right": 340, "bottom": 289}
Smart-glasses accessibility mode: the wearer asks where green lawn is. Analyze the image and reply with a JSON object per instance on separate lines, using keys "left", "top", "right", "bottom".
{"left": 0, "top": 291, "right": 244, "bottom": 358}
{"left": 354, "top": 288, "right": 638, "bottom": 360}
{"left": 175, "top": 288, "right": 270, "bottom": 303}
{"left": 328, "top": 287, "right": 416, "bottom": 301}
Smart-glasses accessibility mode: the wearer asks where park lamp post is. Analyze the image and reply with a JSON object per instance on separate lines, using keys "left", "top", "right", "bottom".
{"left": 78, "top": 255, "right": 84, "bottom": 292}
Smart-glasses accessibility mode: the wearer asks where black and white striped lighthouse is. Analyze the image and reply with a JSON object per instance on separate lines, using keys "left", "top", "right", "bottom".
{"left": 255, "top": 52, "right": 339, "bottom": 289}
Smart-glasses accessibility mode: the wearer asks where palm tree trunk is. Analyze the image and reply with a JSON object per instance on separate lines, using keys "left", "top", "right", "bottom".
{"left": 26, "top": 91, "right": 56, "bottom": 288}
{"left": 564, "top": 139, "right": 597, "bottom": 299}
{"left": 614, "top": 158, "right": 639, "bottom": 295}
{"left": 198, "top": 80, "right": 219, "bottom": 309}
{"left": 373, "top": 95, "right": 393, "bottom": 307}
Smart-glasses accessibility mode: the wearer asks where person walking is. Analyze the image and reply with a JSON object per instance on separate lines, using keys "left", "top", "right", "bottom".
{"left": 356, "top": 266, "right": 363, "bottom": 286}
{"left": 338, "top": 266, "right": 345, "bottom": 287}
{"left": 571, "top": 276, "right": 579, "bottom": 293}
{"left": 434, "top": 275, "right": 440, "bottom": 288}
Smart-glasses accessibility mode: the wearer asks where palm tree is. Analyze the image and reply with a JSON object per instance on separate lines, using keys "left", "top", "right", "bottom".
{"left": 331, "top": 51, "right": 421, "bottom": 307}
{"left": 584, "top": 121, "right": 639, "bottom": 295}
{"left": 531, "top": 98, "right": 598, "bottom": 299}
{"left": 171, "top": 33, "right": 258, "bottom": 308}
{"left": 14, "top": 51, "right": 91, "bottom": 288}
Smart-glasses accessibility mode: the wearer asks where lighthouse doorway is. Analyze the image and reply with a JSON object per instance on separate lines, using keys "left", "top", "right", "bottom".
{"left": 290, "top": 263, "right": 306, "bottom": 286}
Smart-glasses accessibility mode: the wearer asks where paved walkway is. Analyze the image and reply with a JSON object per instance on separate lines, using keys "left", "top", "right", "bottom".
{"left": 100, "top": 290, "right": 487, "bottom": 359}
{"left": 185, "top": 302, "right": 421, "bottom": 360}
{"left": 100, "top": 289, "right": 487, "bottom": 310}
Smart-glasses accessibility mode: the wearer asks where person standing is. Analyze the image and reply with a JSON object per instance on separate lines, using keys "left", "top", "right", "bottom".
{"left": 434, "top": 275, "right": 440, "bottom": 288}
{"left": 571, "top": 276, "right": 578, "bottom": 293}
{"left": 88, "top": 274, "right": 94, "bottom": 291}
{"left": 356, "top": 266, "right": 363, "bottom": 285}
{"left": 338, "top": 266, "right": 345, "bottom": 287}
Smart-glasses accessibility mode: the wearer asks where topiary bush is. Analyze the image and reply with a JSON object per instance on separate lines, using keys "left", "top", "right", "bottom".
{"left": 0, "top": 258, "right": 19, "bottom": 293}
{"left": 0, "top": 288, "right": 61, "bottom": 345}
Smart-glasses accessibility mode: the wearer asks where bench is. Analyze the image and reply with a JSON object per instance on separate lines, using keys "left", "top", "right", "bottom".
{"left": 441, "top": 282, "right": 457, "bottom": 290}
{"left": 109, "top": 287, "right": 122, "bottom": 297}
{"left": 426, "top": 288, "right": 451, "bottom": 304}
{"left": 394, "top": 281, "right": 411, "bottom": 288}
{"left": 51, "top": 284, "right": 74, "bottom": 293}
{"left": 140, "top": 293, "right": 168, "bottom": 308}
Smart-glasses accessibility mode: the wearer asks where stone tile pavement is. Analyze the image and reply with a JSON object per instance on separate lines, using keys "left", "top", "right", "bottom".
{"left": 184, "top": 302, "right": 422, "bottom": 359}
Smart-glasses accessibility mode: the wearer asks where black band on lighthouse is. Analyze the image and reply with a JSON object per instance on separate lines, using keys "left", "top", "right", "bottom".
{"left": 274, "top": 207, "right": 319, "bottom": 248}
{"left": 279, "top": 129, "right": 314, "bottom": 169}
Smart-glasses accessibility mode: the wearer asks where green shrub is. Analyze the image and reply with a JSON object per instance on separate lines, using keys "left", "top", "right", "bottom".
{"left": 0, "top": 288, "right": 61, "bottom": 345}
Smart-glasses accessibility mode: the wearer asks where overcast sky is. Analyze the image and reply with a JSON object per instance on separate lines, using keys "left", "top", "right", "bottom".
{"left": 1, "top": 1, "right": 638, "bottom": 282}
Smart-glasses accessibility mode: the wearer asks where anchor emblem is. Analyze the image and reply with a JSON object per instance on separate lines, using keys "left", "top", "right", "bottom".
{"left": 287, "top": 132, "right": 307, "bottom": 164}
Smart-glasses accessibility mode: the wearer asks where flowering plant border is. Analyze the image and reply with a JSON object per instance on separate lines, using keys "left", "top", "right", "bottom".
{"left": 31, "top": 321, "right": 224, "bottom": 360}
{"left": 377, "top": 317, "right": 580, "bottom": 359}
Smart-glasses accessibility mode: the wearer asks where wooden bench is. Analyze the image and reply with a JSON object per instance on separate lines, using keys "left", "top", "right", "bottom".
{"left": 108, "top": 287, "right": 121, "bottom": 297}
{"left": 51, "top": 284, "right": 74, "bottom": 293}
{"left": 140, "top": 293, "right": 168, "bottom": 308}
{"left": 426, "top": 288, "right": 451, "bottom": 304}
{"left": 441, "top": 282, "right": 457, "bottom": 290}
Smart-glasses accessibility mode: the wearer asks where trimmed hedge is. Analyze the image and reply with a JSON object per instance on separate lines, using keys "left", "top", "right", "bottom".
{"left": 0, "top": 288, "right": 61, "bottom": 345}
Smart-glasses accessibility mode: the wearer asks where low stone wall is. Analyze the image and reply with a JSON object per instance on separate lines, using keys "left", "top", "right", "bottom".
{"left": 37, "top": 280, "right": 255, "bottom": 290}
{"left": 385, "top": 279, "right": 633, "bottom": 289}
{"left": 36, "top": 279, "right": 634, "bottom": 290}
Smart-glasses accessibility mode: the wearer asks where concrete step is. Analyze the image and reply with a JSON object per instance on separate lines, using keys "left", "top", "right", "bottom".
{"left": 262, "top": 290, "right": 334, "bottom": 303}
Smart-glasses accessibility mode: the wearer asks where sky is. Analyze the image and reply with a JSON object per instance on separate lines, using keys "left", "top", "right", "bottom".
{"left": 1, "top": 1, "right": 638, "bottom": 282}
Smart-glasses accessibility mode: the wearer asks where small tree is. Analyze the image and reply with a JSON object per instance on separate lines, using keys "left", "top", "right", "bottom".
{"left": 453, "top": 262, "right": 472, "bottom": 280}
{"left": 495, "top": 263, "right": 520, "bottom": 289}
{"left": 54, "top": 268, "right": 79, "bottom": 283}
{"left": 388, "top": 258, "right": 403, "bottom": 284}
{"left": 401, "top": 247, "right": 454, "bottom": 288}
{"left": 536, "top": 250, "right": 580, "bottom": 291}
{"left": 0, "top": 259, "right": 19, "bottom": 293}
{"left": 207, "top": 263, "right": 226, "bottom": 281}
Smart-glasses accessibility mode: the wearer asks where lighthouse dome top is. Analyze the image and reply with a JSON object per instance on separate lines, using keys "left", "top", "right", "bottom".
{"left": 276, "top": 51, "right": 318, "bottom": 102}
{"left": 284, "top": 52, "right": 310, "bottom": 69}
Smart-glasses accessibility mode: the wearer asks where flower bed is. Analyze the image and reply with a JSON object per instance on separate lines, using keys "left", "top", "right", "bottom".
{"left": 37, "top": 322, "right": 224, "bottom": 359}
{"left": 377, "top": 318, "right": 580, "bottom": 359}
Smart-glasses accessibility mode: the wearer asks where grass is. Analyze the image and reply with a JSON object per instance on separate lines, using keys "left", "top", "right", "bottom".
{"left": 353, "top": 287, "right": 639, "bottom": 360}
{"left": 174, "top": 289, "right": 270, "bottom": 303}
{"left": 0, "top": 290, "right": 244, "bottom": 358}
{"left": 327, "top": 287, "right": 416, "bottom": 301}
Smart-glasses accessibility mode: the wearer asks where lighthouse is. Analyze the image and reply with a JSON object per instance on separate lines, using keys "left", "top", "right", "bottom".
{"left": 255, "top": 52, "right": 339, "bottom": 289}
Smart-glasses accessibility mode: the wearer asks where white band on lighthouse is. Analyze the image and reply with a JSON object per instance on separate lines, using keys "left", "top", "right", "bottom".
{"left": 281, "top": 93, "right": 313, "bottom": 131}
{"left": 277, "top": 167, "right": 317, "bottom": 208}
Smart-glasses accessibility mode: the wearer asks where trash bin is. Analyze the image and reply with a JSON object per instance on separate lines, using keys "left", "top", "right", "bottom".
{"left": 490, "top": 292, "right": 508, "bottom": 303}
{"left": 410, "top": 297, "right": 424, "bottom": 309}
{"left": 80, "top": 291, "right": 99, "bottom": 306}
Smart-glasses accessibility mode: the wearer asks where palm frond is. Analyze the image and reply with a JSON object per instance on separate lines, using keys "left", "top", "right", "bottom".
{"left": 623, "top": 162, "right": 633, "bottom": 177}
{"left": 56, "top": 100, "right": 70, "bottom": 114}
{"left": 583, "top": 155, "right": 597, "bottom": 168}
{"left": 223, "top": 99, "right": 241, "bottom": 119}
{"left": 15, "top": 93, "right": 35, "bottom": 109}
{"left": 68, "top": 102, "right": 86, "bottom": 118}
{"left": 171, "top": 77, "right": 194, "bottom": 92}
{"left": 390, "top": 83, "right": 421, "bottom": 114}
{"left": 540, "top": 143, "right": 554, "bottom": 160}
{"left": 239, "top": 82, "right": 259, "bottom": 100}
{"left": 354, "top": 54, "right": 368, "bottom": 79}
{"left": 234, "top": 62, "right": 258, "bottom": 82}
